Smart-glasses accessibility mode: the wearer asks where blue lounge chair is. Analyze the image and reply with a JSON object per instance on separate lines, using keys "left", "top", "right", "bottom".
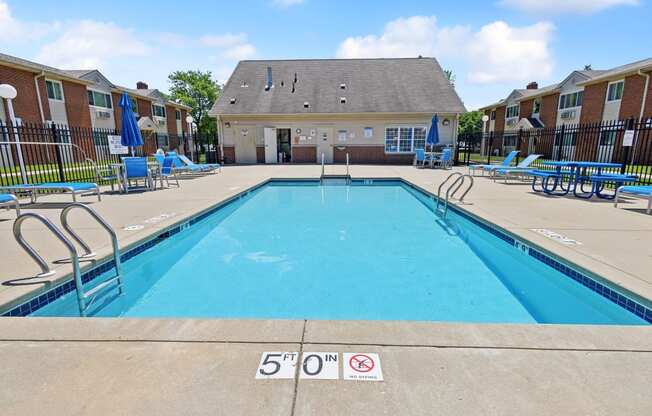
{"left": 160, "top": 156, "right": 180, "bottom": 187}
{"left": 491, "top": 154, "right": 542, "bottom": 183}
{"left": 614, "top": 185, "right": 652, "bottom": 214}
{"left": 176, "top": 153, "right": 220, "bottom": 173}
{"left": 0, "top": 193, "right": 20, "bottom": 216}
{"left": 163, "top": 152, "right": 206, "bottom": 175}
{"left": 414, "top": 149, "right": 433, "bottom": 168}
{"left": 1, "top": 182, "right": 101, "bottom": 202}
{"left": 432, "top": 148, "right": 453, "bottom": 169}
{"left": 469, "top": 150, "right": 520, "bottom": 176}
{"left": 122, "top": 157, "right": 153, "bottom": 193}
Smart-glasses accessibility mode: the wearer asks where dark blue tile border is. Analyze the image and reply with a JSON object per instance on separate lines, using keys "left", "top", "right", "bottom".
{"left": 3, "top": 177, "right": 652, "bottom": 323}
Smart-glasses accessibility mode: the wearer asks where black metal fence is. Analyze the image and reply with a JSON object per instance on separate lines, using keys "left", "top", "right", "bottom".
{"left": 456, "top": 117, "right": 652, "bottom": 184}
{"left": 0, "top": 121, "right": 220, "bottom": 186}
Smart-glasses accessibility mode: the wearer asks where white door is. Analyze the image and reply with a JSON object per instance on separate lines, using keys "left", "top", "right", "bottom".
{"left": 264, "top": 127, "right": 278, "bottom": 163}
{"left": 316, "top": 128, "right": 333, "bottom": 163}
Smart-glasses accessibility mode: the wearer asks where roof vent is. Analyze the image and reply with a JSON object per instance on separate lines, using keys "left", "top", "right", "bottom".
{"left": 265, "top": 66, "right": 273, "bottom": 91}
{"left": 340, "top": 83, "right": 346, "bottom": 90}
{"left": 340, "top": 97, "right": 346, "bottom": 104}
{"left": 241, "top": 81, "right": 248, "bottom": 88}
{"left": 303, "top": 101, "right": 310, "bottom": 109}
{"left": 229, "top": 97, "right": 237, "bottom": 104}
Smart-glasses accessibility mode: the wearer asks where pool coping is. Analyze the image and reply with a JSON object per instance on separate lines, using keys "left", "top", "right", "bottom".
{"left": 2, "top": 176, "right": 651, "bottom": 323}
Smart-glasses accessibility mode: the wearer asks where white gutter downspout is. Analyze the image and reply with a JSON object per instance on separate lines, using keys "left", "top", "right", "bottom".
{"left": 638, "top": 69, "right": 650, "bottom": 121}
{"left": 216, "top": 115, "right": 225, "bottom": 163}
{"left": 33, "top": 71, "right": 46, "bottom": 123}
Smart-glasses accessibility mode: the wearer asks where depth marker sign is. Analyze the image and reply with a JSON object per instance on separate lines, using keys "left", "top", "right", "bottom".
{"left": 343, "top": 353, "right": 383, "bottom": 381}
{"left": 255, "top": 352, "right": 298, "bottom": 379}
{"left": 299, "top": 352, "right": 339, "bottom": 379}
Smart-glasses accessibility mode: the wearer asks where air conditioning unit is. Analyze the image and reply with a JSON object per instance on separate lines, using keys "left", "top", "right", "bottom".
{"left": 506, "top": 118, "right": 517, "bottom": 127}
{"left": 95, "top": 110, "right": 111, "bottom": 119}
{"left": 560, "top": 110, "right": 576, "bottom": 120}
{"left": 157, "top": 119, "right": 166, "bottom": 127}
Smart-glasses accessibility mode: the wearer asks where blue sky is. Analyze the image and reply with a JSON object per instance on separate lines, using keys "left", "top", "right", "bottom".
{"left": 1, "top": 0, "right": 650, "bottom": 110}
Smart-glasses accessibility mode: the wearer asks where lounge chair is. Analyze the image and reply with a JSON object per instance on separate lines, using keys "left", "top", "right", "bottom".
{"left": 432, "top": 148, "right": 453, "bottom": 169}
{"left": 614, "top": 185, "right": 652, "bottom": 214}
{"left": 490, "top": 154, "right": 542, "bottom": 183}
{"left": 176, "top": 153, "right": 220, "bottom": 173}
{"left": 159, "top": 156, "right": 180, "bottom": 188}
{"left": 122, "top": 157, "right": 153, "bottom": 193}
{"left": 0, "top": 193, "right": 20, "bottom": 216}
{"left": 468, "top": 150, "right": 520, "bottom": 176}
{"left": 1, "top": 182, "right": 101, "bottom": 202}
{"left": 414, "top": 149, "right": 433, "bottom": 168}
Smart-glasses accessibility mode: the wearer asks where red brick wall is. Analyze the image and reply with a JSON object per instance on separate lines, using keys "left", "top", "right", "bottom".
{"left": 36, "top": 77, "right": 51, "bottom": 121}
{"left": 540, "top": 93, "right": 559, "bottom": 128}
{"left": 166, "top": 105, "right": 178, "bottom": 135}
{"left": 222, "top": 146, "right": 235, "bottom": 163}
{"left": 494, "top": 106, "right": 506, "bottom": 132}
{"left": 520, "top": 99, "right": 533, "bottom": 119}
{"left": 62, "top": 80, "right": 91, "bottom": 128}
{"left": 291, "top": 146, "right": 316, "bottom": 163}
{"left": 333, "top": 146, "right": 414, "bottom": 164}
{"left": 619, "top": 74, "right": 646, "bottom": 120}
{"left": 256, "top": 146, "right": 264, "bottom": 163}
{"left": 111, "top": 93, "right": 122, "bottom": 128}
{"left": 180, "top": 110, "right": 188, "bottom": 134}
{"left": 0, "top": 65, "right": 43, "bottom": 122}
{"left": 580, "top": 82, "right": 608, "bottom": 124}
{"left": 137, "top": 98, "right": 152, "bottom": 118}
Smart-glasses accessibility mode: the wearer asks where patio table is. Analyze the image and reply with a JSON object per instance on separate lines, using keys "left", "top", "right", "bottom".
{"left": 536, "top": 161, "right": 627, "bottom": 198}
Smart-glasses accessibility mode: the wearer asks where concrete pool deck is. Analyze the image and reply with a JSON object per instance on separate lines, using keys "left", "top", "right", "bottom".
{"left": 0, "top": 164, "right": 651, "bottom": 414}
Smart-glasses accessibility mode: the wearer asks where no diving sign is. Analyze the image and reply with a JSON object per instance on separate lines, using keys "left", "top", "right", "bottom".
{"left": 255, "top": 352, "right": 382, "bottom": 381}
{"left": 343, "top": 353, "right": 383, "bottom": 381}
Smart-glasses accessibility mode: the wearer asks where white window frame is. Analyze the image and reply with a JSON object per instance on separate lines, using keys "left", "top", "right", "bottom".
{"left": 533, "top": 99, "right": 541, "bottom": 115}
{"left": 384, "top": 125, "right": 428, "bottom": 154}
{"left": 606, "top": 80, "right": 625, "bottom": 102}
{"left": 45, "top": 79, "right": 65, "bottom": 102}
{"left": 152, "top": 103, "right": 166, "bottom": 118}
{"left": 175, "top": 109, "right": 181, "bottom": 120}
{"left": 559, "top": 90, "right": 584, "bottom": 110}
{"left": 505, "top": 104, "right": 519, "bottom": 119}
{"left": 87, "top": 88, "right": 113, "bottom": 110}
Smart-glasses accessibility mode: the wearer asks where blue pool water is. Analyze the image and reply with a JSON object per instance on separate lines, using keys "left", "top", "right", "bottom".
{"left": 33, "top": 181, "right": 648, "bottom": 324}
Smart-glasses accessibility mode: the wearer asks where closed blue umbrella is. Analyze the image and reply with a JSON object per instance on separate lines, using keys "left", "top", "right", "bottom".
{"left": 119, "top": 92, "right": 144, "bottom": 155}
{"left": 426, "top": 115, "right": 439, "bottom": 150}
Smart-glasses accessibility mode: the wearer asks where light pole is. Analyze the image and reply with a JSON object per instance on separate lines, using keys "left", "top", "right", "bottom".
{"left": 185, "top": 115, "right": 194, "bottom": 161}
{"left": 0, "top": 84, "right": 27, "bottom": 184}
{"left": 481, "top": 114, "right": 490, "bottom": 157}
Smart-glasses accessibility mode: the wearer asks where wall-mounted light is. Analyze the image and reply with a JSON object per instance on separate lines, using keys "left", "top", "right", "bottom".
{"left": 224, "top": 122, "right": 231, "bottom": 128}
{"left": 296, "top": 128, "right": 302, "bottom": 134}
{"left": 241, "top": 128, "right": 249, "bottom": 136}
{"left": 442, "top": 119, "right": 450, "bottom": 126}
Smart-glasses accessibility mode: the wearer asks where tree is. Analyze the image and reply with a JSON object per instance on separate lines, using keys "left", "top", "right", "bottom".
{"left": 459, "top": 110, "right": 483, "bottom": 136}
{"left": 168, "top": 70, "right": 221, "bottom": 135}
{"left": 444, "top": 69, "right": 456, "bottom": 87}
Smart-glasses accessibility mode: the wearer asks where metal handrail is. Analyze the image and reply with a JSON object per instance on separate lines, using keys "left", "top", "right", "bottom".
{"left": 346, "top": 153, "right": 350, "bottom": 176}
{"left": 451, "top": 174, "right": 474, "bottom": 203}
{"left": 321, "top": 152, "right": 325, "bottom": 177}
{"left": 443, "top": 175, "right": 466, "bottom": 216}
{"left": 436, "top": 172, "right": 463, "bottom": 210}
{"left": 13, "top": 213, "right": 86, "bottom": 315}
{"left": 436, "top": 172, "right": 474, "bottom": 217}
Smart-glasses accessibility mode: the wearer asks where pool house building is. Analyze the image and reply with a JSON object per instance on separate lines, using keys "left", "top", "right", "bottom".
{"left": 209, "top": 57, "right": 466, "bottom": 164}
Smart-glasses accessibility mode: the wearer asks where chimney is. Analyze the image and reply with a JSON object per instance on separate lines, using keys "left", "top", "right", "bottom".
{"left": 136, "top": 81, "right": 149, "bottom": 90}
{"left": 526, "top": 81, "right": 538, "bottom": 90}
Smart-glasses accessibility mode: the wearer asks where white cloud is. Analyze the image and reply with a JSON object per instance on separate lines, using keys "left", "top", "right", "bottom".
{"left": 35, "top": 21, "right": 151, "bottom": 69}
{"left": 336, "top": 16, "right": 555, "bottom": 85}
{"left": 500, "top": 0, "right": 638, "bottom": 14}
{"left": 272, "top": 0, "right": 304, "bottom": 7}
{"left": 201, "top": 32, "right": 256, "bottom": 60}
{"left": 0, "top": 0, "right": 59, "bottom": 43}
{"left": 467, "top": 21, "right": 554, "bottom": 84}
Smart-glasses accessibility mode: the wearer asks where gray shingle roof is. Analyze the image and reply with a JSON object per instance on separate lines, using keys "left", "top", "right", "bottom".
{"left": 210, "top": 58, "right": 466, "bottom": 116}
{"left": 0, "top": 52, "right": 89, "bottom": 83}
{"left": 578, "top": 57, "right": 652, "bottom": 85}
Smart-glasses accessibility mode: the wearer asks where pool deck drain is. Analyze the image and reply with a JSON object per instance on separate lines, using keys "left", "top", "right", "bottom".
{"left": 0, "top": 165, "right": 651, "bottom": 414}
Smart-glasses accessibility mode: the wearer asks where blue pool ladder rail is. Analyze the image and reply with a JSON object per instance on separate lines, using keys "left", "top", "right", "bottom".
{"left": 436, "top": 172, "right": 474, "bottom": 217}
{"left": 13, "top": 203, "right": 124, "bottom": 316}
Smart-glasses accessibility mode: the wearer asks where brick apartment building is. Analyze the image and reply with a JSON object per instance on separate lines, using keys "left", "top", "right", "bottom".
{"left": 479, "top": 57, "right": 652, "bottom": 158}
{"left": 0, "top": 52, "right": 191, "bottom": 150}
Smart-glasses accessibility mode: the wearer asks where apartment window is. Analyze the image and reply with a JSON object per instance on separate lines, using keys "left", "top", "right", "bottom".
{"left": 505, "top": 105, "right": 519, "bottom": 119}
{"left": 559, "top": 91, "right": 583, "bottom": 109}
{"left": 87, "top": 90, "right": 112, "bottom": 109}
{"left": 384, "top": 126, "right": 427, "bottom": 153}
{"left": 175, "top": 109, "right": 181, "bottom": 120}
{"left": 533, "top": 99, "right": 541, "bottom": 115}
{"left": 490, "top": 110, "right": 496, "bottom": 121}
{"left": 45, "top": 80, "right": 64, "bottom": 101}
{"left": 156, "top": 133, "right": 169, "bottom": 149}
{"left": 152, "top": 104, "right": 166, "bottom": 118}
{"left": 607, "top": 80, "right": 624, "bottom": 102}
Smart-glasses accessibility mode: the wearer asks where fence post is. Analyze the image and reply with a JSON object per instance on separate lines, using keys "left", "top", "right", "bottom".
{"left": 556, "top": 124, "right": 565, "bottom": 161}
{"left": 516, "top": 127, "right": 523, "bottom": 165}
{"left": 487, "top": 132, "right": 494, "bottom": 164}
{"left": 51, "top": 124, "right": 65, "bottom": 182}
{"left": 622, "top": 118, "right": 635, "bottom": 174}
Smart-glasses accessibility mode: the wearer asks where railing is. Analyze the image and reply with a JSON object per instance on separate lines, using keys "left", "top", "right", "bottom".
{"left": 346, "top": 153, "right": 349, "bottom": 176}
{"left": 321, "top": 152, "right": 325, "bottom": 176}
{"left": 436, "top": 173, "right": 474, "bottom": 217}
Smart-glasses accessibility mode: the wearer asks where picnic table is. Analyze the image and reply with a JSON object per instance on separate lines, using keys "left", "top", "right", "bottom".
{"left": 531, "top": 161, "right": 637, "bottom": 199}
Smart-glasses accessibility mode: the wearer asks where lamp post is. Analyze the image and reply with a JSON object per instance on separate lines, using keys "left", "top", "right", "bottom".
{"left": 481, "top": 114, "right": 490, "bottom": 157}
{"left": 0, "top": 84, "right": 27, "bottom": 184}
{"left": 185, "top": 115, "right": 194, "bottom": 161}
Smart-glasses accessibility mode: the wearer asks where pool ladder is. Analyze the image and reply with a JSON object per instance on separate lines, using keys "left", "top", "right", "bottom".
{"left": 436, "top": 172, "right": 474, "bottom": 217}
{"left": 13, "top": 203, "right": 123, "bottom": 317}
{"left": 320, "top": 152, "right": 351, "bottom": 185}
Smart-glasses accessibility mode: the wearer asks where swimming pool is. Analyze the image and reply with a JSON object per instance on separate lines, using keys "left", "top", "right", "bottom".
{"left": 25, "top": 180, "right": 651, "bottom": 324}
